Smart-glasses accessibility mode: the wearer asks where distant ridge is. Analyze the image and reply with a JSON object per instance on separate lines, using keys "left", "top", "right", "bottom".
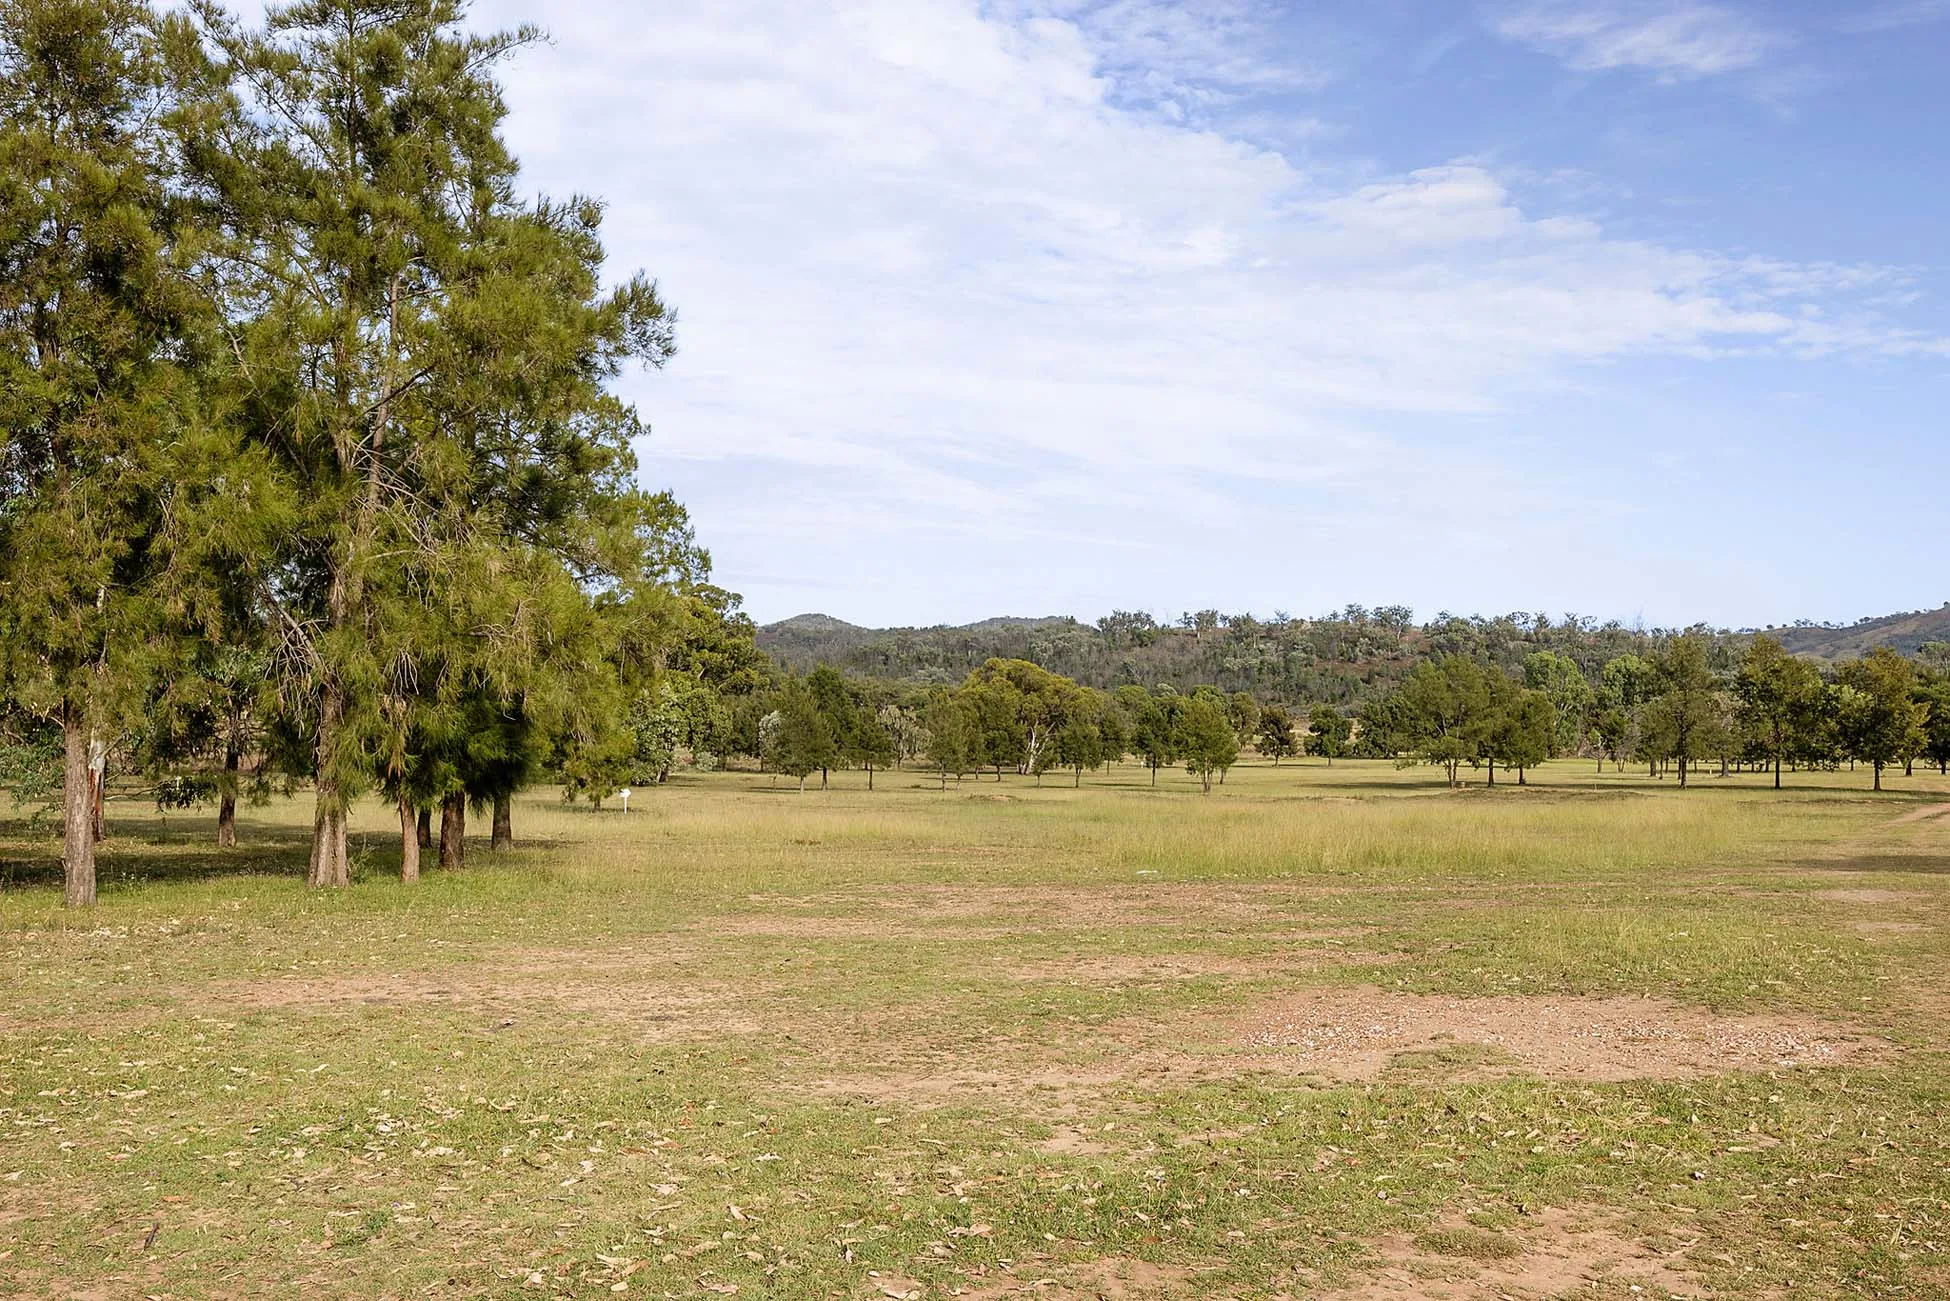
{"left": 1766, "top": 604, "right": 1950, "bottom": 661}
{"left": 755, "top": 603, "right": 1950, "bottom": 697}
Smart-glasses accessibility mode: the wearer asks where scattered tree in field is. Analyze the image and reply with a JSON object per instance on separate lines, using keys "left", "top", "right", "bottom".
{"left": 1256, "top": 706, "right": 1297, "bottom": 764}
{"left": 1487, "top": 688, "right": 1555, "bottom": 785}
{"left": 1055, "top": 705, "right": 1107, "bottom": 787}
{"left": 1353, "top": 693, "right": 1407, "bottom": 759}
{"left": 1734, "top": 636, "right": 1825, "bottom": 789}
{"left": 922, "top": 690, "right": 977, "bottom": 789}
{"left": 1639, "top": 635, "right": 1726, "bottom": 788}
{"left": 853, "top": 706, "right": 896, "bottom": 790}
{"left": 1120, "top": 686, "right": 1176, "bottom": 787}
{"left": 1837, "top": 648, "right": 1926, "bottom": 792}
{"left": 1523, "top": 651, "right": 1593, "bottom": 758}
{"left": 1226, "top": 691, "right": 1259, "bottom": 747}
{"left": 1921, "top": 673, "right": 1950, "bottom": 775}
{"left": 1397, "top": 657, "right": 1494, "bottom": 786}
{"left": 1175, "top": 696, "right": 1237, "bottom": 794}
{"left": 770, "top": 677, "right": 834, "bottom": 793}
{"left": 1595, "top": 654, "right": 1658, "bottom": 773}
{"left": 1307, "top": 704, "right": 1351, "bottom": 765}
{"left": 878, "top": 703, "right": 927, "bottom": 769}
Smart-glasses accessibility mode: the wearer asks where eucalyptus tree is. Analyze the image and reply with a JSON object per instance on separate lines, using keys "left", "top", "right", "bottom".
{"left": 197, "top": 0, "right": 674, "bottom": 885}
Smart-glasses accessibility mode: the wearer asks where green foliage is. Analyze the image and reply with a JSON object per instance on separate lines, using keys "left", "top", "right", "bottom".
{"left": 1395, "top": 656, "right": 1494, "bottom": 786}
{"left": 1638, "top": 634, "right": 1729, "bottom": 787}
{"left": 1522, "top": 651, "right": 1593, "bottom": 757}
{"left": 769, "top": 676, "right": 835, "bottom": 791}
{"left": 1486, "top": 688, "right": 1555, "bottom": 783}
{"left": 1306, "top": 704, "right": 1351, "bottom": 764}
{"left": 1734, "top": 636, "right": 1825, "bottom": 787}
{"left": 920, "top": 689, "right": 978, "bottom": 788}
{"left": 1836, "top": 647, "right": 1926, "bottom": 791}
{"left": 1174, "top": 696, "right": 1237, "bottom": 794}
{"left": 1255, "top": 705, "right": 1296, "bottom": 764}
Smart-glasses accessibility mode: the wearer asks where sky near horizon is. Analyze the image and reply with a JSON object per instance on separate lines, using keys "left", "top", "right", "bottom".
{"left": 472, "top": 0, "right": 1950, "bottom": 630}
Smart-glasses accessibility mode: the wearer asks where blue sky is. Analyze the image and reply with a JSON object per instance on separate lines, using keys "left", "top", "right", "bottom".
{"left": 473, "top": 0, "right": 1950, "bottom": 629}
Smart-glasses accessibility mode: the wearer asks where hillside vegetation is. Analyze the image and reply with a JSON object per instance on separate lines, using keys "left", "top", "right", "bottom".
{"left": 760, "top": 605, "right": 1950, "bottom": 704}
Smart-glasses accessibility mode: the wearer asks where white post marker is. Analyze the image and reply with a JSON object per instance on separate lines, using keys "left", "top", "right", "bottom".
{"left": 619, "top": 788, "right": 630, "bottom": 814}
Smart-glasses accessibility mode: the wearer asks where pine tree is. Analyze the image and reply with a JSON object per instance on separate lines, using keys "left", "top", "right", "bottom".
{"left": 0, "top": 0, "right": 231, "bottom": 904}
{"left": 198, "top": 0, "right": 675, "bottom": 884}
{"left": 772, "top": 677, "right": 834, "bottom": 793}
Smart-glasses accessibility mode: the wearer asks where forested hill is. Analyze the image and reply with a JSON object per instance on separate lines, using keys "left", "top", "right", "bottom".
{"left": 760, "top": 609, "right": 1653, "bottom": 707}
{"left": 757, "top": 605, "right": 1950, "bottom": 707}
{"left": 1773, "top": 605, "right": 1950, "bottom": 660}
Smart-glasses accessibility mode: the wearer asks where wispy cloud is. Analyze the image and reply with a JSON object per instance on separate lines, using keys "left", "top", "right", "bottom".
{"left": 1836, "top": 0, "right": 1950, "bottom": 33}
{"left": 466, "top": 0, "right": 1943, "bottom": 624}
{"left": 1490, "top": 1, "right": 1790, "bottom": 78}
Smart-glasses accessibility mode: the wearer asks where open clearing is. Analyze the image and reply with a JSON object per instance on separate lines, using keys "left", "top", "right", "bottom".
{"left": 3, "top": 760, "right": 1949, "bottom": 1298}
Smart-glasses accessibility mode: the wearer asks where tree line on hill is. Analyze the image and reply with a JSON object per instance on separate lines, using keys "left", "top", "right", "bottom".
{"left": 655, "top": 633, "right": 1950, "bottom": 796}
{"left": 0, "top": 0, "right": 771, "bottom": 905}
{"left": 757, "top": 605, "right": 1950, "bottom": 708}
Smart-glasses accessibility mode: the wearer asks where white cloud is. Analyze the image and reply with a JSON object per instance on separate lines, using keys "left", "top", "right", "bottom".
{"left": 1490, "top": 1, "right": 1790, "bottom": 78}
{"left": 470, "top": 0, "right": 1939, "bottom": 622}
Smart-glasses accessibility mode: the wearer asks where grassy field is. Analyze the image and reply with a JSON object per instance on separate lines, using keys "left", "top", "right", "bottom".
{"left": 3, "top": 758, "right": 1948, "bottom": 1299}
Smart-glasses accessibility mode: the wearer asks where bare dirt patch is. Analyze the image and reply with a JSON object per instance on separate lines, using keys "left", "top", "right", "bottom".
{"left": 1889, "top": 802, "right": 1950, "bottom": 826}
{"left": 995, "top": 943, "right": 1392, "bottom": 986}
{"left": 1817, "top": 887, "right": 1923, "bottom": 905}
{"left": 1309, "top": 1207, "right": 1709, "bottom": 1300}
{"left": 1232, "top": 987, "right": 1880, "bottom": 1082}
{"left": 957, "top": 1255, "right": 1204, "bottom": 1298}
{"left": 209, "top": 947, "right": 758, "bottom": 1040}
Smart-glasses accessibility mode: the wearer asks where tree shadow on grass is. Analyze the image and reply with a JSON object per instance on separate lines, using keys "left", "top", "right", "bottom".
{"left": 1809, "top": 852, "right": 1950, "bottom": 876}
{"left": 0, "top": 812, "right": 317, "bottom": 892}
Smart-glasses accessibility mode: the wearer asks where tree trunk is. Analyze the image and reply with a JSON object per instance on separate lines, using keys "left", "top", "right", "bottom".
{"left": 1678, "top": 758, "right": 1688, "bottom": 789}
{"left": 798, "top": 774, "right": 806, "bottom": 793}
{"left": 1873, "top": 761, "right": 1883, "bottom": 793}
{"left": 1905, "top": 756, "right": 1914, "bottom": 777}
{"left": 62, "top": 702, "right": 96, "bottom": 908}
{"left": 307, "top": 799, "right": 349, "bottom": 889}
{"left": 492, "top": 795, "right": 513, "bottom": 850}
{"left": 89, "top": 738, "right": 106, "bottom": 843}
{"left": 217, "top": 744, "right": 239, "bottom": 849}
{"left": 439, "top": 796, "right": 465, "bottom": 871}
{"left": 1487, "top": 757, "right": 1496, "bottom": 787}
{"left": 867, "top": 764, "right": 875, "bottom": 792}
{"left": 417, "top": 805, "right": 433, "bottom": 848}
{"left": 1774, "top": 755, "right": 1781, "bottom": 790}
{"left": 399, "top": 796, "right": 420, "bottom": 883}
{"left": 1074, "top": 766, "right": 1081, "bottom": 788}
{"left": 307, "top": 687, "right": 350, "bottom": 888}
{"left": 820, "top": 767, "right": 828, "bottom": 790}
